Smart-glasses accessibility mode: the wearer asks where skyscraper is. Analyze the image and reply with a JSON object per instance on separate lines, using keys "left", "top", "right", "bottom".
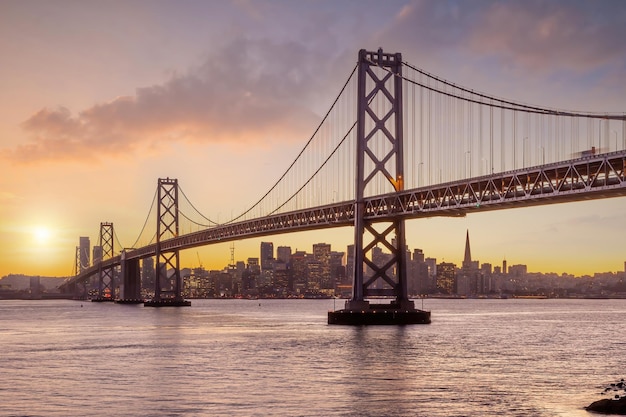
{"left": 79, "top": 237, "right": 90, "bottom": 272}
{"left": 312, "top": 243, "right": 332, "bottom": 291}
{"left": 92, "top": 245, "right": 103, "bottom": 265}
{"left": 276, "top": 246, "right": 292, "bottom": 263}
{"left": 330, "top": 251, "right": 345, "bottom": 287}
{"left": 425, "top": 257, "right": 437, "bottom": 278}
{"left": 290, "top": 250, "right": 308, "bottom": 293}
{"left": 436, "top": 262, "right": 456, "bottom": 294}
{"left": 260, "top": 242, "right": 274, "bottom": 271}
{"left": 346, "top": 244, "right": 355, "bottom": 285}
{"left": 409, "top": 249, "right": 429, "bottom": 295}
{"left": 460, "top": 229, "right": 481, "bottom": 295}
{"left": 142, "top": 257, "right": 155, "bottom": 292}
{"left": 462, "top": 229, "right": 472, "bottom": 269}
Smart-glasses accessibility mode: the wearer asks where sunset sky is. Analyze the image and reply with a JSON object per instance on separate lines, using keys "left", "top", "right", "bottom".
{"left": 1, "top": 0, "right": 625, "bottom": 278}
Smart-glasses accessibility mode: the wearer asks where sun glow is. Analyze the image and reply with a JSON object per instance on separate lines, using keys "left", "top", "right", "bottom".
{"left": 33, "top": 226, "right": 52, "bottom": 244}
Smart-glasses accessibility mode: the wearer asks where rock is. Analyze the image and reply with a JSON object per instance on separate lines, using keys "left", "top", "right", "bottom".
{"left": 586, "top": 396, "right": 626, "bottom": 414}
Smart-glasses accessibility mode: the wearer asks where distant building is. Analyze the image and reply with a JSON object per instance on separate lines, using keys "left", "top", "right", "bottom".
{"left": 242, "top": 258, "right": 260, "bottom": 294}
{"left": 459, "top": 230, "right": 482, "bottom": 295}
{"left": 313, "top": 243, "right": 332, "bottom": 292}
{"left": 235, "top": 261, "right": 246, "bottom": 281}
{"left": 346, "top": 244, "right": 355, "bottom": 285}
{"left": 260, "top": 242, "right": 274, "bottom": 271}
{"left": 93, "top": 246, "right": 103, "bottom": 264}
{"left": 436, "top": 262, "right": 456, "bottom": 294}
{"left": 141, "top": 257, "right": 155, "bottom": 293}
{"left": 481, "top": 263, "right": 493, "bottom": 293}
{"left": 290, "top": 250, "right": 308, "bottom": 294}
{"left": 408, "top": 249, "right": 429, "bottom": 295}
{"left": 425, "top": 257, "right": 437, "bottom": 278}
{"left": 272, "top": 261, "right": 289, "bottom": 294}
{"left": 306, "top": 259, "right": 323, "bottom": 291}
{"left": 330, "top": 251, "right": 345, "bottom": 289}
{"left": 276, "top": 246, "right": 291, "bottom": 263}
{"left": 79, "top": 237, "right": 90, "bottom": 271}
{"left": 508, "top": 264, "right": 528, "bottom": 278}
{"left": 247, "top": 258, "right": 260, "bottom": 273}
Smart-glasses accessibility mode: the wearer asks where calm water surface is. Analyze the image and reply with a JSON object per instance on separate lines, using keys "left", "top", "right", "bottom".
{"left": 0, "top": 298, "right": 624, "bottom": 416}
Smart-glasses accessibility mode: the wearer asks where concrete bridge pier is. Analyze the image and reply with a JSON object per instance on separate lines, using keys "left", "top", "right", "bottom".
{"left": 63, "top": 280, "right": 87, "bottom": 300}
{"left": 116, "top": 255, "right": 143, "bottom": 304}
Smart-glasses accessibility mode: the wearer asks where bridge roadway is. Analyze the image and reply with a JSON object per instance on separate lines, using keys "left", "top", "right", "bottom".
{"left": 66, "top": 150, "right": 626, "bottom": 287}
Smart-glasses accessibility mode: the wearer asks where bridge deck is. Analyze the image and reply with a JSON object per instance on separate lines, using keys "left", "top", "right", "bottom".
{"left": 64, "top": 151, "right": 626, "bottom": 288}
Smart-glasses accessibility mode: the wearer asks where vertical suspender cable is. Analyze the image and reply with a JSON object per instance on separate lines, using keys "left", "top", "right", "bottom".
{"left": 428, "top": 80, "right": 432, "bottom": 185}
{"left": 490, "top": 101, "right": 493, "bottom": 174}
{"left": 500, "top": 105, "right": 504, "bottom": 172}
{"left": 513, "top": 110, "right": 517, "bottom": 169}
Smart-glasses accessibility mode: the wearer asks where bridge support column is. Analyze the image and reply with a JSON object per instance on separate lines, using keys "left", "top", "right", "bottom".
{"left": 63, "top": 280, "right": 86, "bottom": 300}
{"left": 116, "top": 254, "right": 143, "bottom": 304}
{"left": 75, "top": 280, "right": 88, "bottom": 300}
{"left": 329, "top": 48, "right": 429, "bottom": 325}
{"left": 145, "top": 178, "right": 190, "bottom": 307}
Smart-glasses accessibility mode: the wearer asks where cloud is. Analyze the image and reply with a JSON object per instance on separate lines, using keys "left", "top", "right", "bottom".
{"left": 377, "top": 0, "right": 626, "bottom": 73}
{"left": 6, "top": 37, "right": 330, "bottom": 164}
{"left": 468, "top": 1, "right": 626, "bottom": 72}
{"left": 377, "top": 0, "right": 477, "bottom": 57}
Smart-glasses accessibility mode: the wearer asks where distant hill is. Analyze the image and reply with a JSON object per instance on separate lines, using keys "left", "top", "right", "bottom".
{"left": 0, "top": 274, "right": 68, "bottom": 291}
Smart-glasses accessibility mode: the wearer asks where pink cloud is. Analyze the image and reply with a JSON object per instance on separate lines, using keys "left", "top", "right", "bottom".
{"left": 378, "top": 0, "right": 626, "bottom": 74}
{"left": 6, "top": 37, "right": 326, "bottom": 164}
{"left": 468, "top": 1, "right": 626, "bottom": 72}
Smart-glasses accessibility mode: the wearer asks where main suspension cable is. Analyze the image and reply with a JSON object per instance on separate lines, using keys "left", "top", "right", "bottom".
{"left": 128, "top": 188, "right": 158, "bottom": 249}
{"left": 370, "top": 58, "right": 626, "bottom": 120}
{"left": 178, "top": 185, "right": 219, "bottom": 226}
{"left": 226, "top": 63, "right": 358, "bottom": 224}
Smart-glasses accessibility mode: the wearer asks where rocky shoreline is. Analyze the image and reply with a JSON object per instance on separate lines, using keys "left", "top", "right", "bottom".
{"left": 586, "top": 379, "right": 626, "bottom": 415}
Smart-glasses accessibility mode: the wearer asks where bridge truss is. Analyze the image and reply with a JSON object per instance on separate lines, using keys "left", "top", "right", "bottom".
{"left": 64, "top": 150, "right": 626, "bottom": 294}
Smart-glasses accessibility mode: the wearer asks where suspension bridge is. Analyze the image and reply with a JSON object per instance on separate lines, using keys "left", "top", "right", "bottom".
{"left": 61, "top": 49, "right": 626, "bottom": 324}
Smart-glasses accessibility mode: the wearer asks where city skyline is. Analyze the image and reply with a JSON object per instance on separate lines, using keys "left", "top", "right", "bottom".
{"left": 5, "top": 229, "right": 622, "bottom": 300}
{"left": 1, "top": 1, "right": 626, "bottom": 278}
{"left": 207, "top": 230, "right": 626, "bottom": 278}
{"left": 63, "top": 228, "right": 626, "bottom": 280}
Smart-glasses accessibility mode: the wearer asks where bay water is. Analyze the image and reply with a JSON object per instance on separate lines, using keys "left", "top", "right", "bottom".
{"left": 1, "top": 298, "right": 624, "bottom": 416}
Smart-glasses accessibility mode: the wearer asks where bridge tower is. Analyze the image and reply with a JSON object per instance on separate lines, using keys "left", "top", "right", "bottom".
{"left": 145, "top": 178, "right": 190, "bottom": 307}
{"left": 329, "top": 49, "right": 430, "bottom": 324}
{"left": 92, "top": 222, "right": 115, "bottom": 302}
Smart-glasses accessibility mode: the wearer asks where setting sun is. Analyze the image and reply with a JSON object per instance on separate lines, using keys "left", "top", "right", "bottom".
{"left": 33, "top": 227, "right": 51, "bottom": 244}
